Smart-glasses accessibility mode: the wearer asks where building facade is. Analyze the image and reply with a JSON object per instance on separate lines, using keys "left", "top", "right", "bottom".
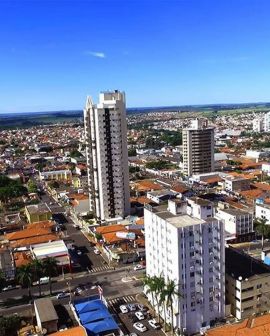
{"left": 216, "top": 208, "right": 253, "bottom": 236}
{"left": 144, "top": 202, "right": 225, "bottom": 335}
{"left": 226, "top": 247, "right": 270, "bottom": 320}
{"left": 183, "top": 119, "right": 214, "bottom": 176}
{"left": 255, "top": 203, "right": 270, "bottom": 224}
{"left": 84, "top": 91, "right": 130, "bottom": 223}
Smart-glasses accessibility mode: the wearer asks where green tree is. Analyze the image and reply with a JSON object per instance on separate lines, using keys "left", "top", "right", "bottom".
{"left": 163, "top": 279, "right": 181, "bottom": 335}
{"left": 43, "top": 257, "right": 59, "bottom": 294}
{"left": 152, "top": 275, "right": 165, "bottom": 323}
{"left": 31, "top": 259, "right": 44, "bottom": 297}
{"left": 27, "top": 180, "right": 38, "bottom": 193}
{"left": 48, "top": 181, "right": 60, "bottom": 189}
{"left": 254, "top": 217, "right": 270, "bottom": 250}
{"left": 143, "top": 276, "right": 156, "bottom": 317}
{"left": 0, "top": 315, "right": 21, "bottom": 336}
{"left": 128, "top": 148, "right": 137, "bottom": 157}
{"left": 16, "top": 264, "right": 33, "bottom": 298}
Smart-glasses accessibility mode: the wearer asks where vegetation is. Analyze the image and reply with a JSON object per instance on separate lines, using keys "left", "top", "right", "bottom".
{"left": 0, "top": 175, "right": 27, "bottom": 204}
{"left": 42, "top": 257, "right": 59, "bottom": 295}
{"left": 128, "top": 148, "right": 137, "bottom": 156}
{"left": 0, "top": 315, "right": 21, "bottom": 336}
{"left": 0, "top": 271, "right": 6, "bottom": 291}
{"left": 48, "top": 180, "right": 60, "bottom": 189}
{"left": 254, "top": 217, "right": 270, "bottom": 250}
{"left": 129, "top": 166, "right": 140, "bottom": 174}
{"left": 146, "top": 160, "right": 175, "bottom": 170}
{"left": 27, "top": 179, "right": 38, "bottom": 193}
{"left": 143, "top": 275, "right": 181, "bottom": 333}
{"left": 70, "top": 149, "right": 83, "bottom": 158}
{"left": 16, "top": 264, "right": 33, "bottom": 298}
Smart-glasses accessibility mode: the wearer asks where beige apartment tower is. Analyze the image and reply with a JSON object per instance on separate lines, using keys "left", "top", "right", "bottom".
{"left": 84, "top": 90, "right": 130, "bottom": 223}
{"left": 183, "top": 119, "right": 214, "bottom": 176}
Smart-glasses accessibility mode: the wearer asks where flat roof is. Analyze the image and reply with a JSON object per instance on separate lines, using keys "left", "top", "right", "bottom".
{"left": 26, "top": 203, "right": 51, "bottom": 214}
{"left": 34, "top": 298, "right": 58, "bottom": 322}
{"left": 188, "top": 196, "right": 212, "bottom": 206}
{"left": 31, "top": 240, "right": 68, "bottom": 257}
{"left": 219, "top": 208, "right": 250, "bottom": 216}
{"left": 226, "top": 247, "right": 270, "bottom": 280}
{"left": 147, "top": 204, "right": 204, "bottom": 228}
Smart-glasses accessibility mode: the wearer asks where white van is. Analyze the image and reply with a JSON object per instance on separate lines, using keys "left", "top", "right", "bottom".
{"left": 39, "top": 277, "right": 50, "bottom": 285}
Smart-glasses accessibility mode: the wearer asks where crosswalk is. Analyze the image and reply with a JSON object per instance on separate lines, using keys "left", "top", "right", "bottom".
{"left": 89, "top": 265, "right": 114, "bottom": 273}
{"left": 107, "top": 295, "right": 136, "bottom": 308}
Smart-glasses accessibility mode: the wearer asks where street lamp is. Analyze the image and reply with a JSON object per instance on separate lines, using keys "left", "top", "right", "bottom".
{"left": 66, "top": 281, "right": 72, "bottom": 304}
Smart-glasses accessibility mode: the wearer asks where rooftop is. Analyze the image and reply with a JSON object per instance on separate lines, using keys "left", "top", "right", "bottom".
{"left": 206, "top": 313, "right": 270, "bottom": 336}
{"left": 146, "top": 204, "right": 203, "bottom": 228}
{"left": 218, "top": 208, "right": 250, "bottom": 216}
{"left": 188, "top": 196, "right": 212, "bottom": 206}
{"left": 25, "top": 203, "right": 51, "bottom": 214}
{"left": 34, "top": 298, "right": 58, "bottom": 322}
{"left": 226, "top": 247, "right": 270, "bottom": 280}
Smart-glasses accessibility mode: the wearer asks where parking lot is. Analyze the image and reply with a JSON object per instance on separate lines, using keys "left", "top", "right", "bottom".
{"left": 107, "top": 296, "right": 164, "bottom": 336}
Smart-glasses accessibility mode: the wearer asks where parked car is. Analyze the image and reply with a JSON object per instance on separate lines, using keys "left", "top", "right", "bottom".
{"left": 2, "top": 285, "right": 20, "bottom": 292}
{"left": 77, "top": 249, "right": 82, "bottom": 256}
{"left": 128, "top": 303, "right": 137, "bottom": 311}
{"left": 134, "top": 264, "right": 146, "bottom": 271}
{"left": 119, "top": 305, "right": 129, "bottom": 313}
{"left": 73, "top": 224, "right": 80, "bottom": 230}
{"left": 133, "top": 322, "right": 147, "bottom": 332}
{"left": 137, "top": 304, "right": 147, "bottom": 312}
{"left": 94, "top": 249, "right": 101, "bottom": 255}
{"left": 135, "top": 311, "right": 145, "bottom": 320}
{"left": 130, "top": 333, "right": 138, "bottom": 336}
{"left": 56, "top": 292, "right": 69, "bottom": 299}
{"left": 148, "top": 319, "right": 160, "bottom": 329}
{"left": 74, "top": 286, "right": 83, "bottom": 295}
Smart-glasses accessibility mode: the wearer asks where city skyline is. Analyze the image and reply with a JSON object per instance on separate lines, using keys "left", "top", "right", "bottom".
{"left": 1, "top": 0, "right": 270, "bottom": 112}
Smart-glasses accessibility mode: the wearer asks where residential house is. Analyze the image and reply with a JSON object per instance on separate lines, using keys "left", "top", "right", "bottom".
{"left": 25, "top": 203, "right": 52, "bottom": 223}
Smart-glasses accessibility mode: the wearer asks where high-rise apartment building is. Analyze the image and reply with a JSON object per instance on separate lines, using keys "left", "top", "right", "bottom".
{"left": 183, "top": 119, "right": 214, "bottom": 176}
{"left": 84, "top": 91, "right": 130, "bottom": 223}
{"left": 144, "top": 199, "right": 225, "bottom": 335}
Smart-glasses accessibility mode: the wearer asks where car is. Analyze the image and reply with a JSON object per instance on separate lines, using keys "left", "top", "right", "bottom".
{"left": 134, "top": 264, "right": 146, "bottom": 271}
{"left": 128, "top": 303, "right": 137, "bottom": 311}
{"left": 130, "top": 333, "right": 138, "bottom": 336}
{"left": 119, "top": 305, "right": 129, "bottom": 313}
{"left": 56, "top": 292, "right": 70, "bottom": 299}
{"left": 137, "top": 304, "right": 147, "bottom": 312}
{"left": 49, "top": 201, "right": 54, "bottom": 205}
{"left": 135, "top": 311, "right": 145, "bottom": 320}
{"left": 74, "top": 286, "right": 83, "bottom": 295}
{"left": 133, "top": 322, "right": 147, "bottom": 332}
{"left": 73, "top": 224, "right": 80, "bottom": 230}
{"left": 2, "top": 285, "right": 19, "bottom": 292}
{"left": 77, "top": 250, "right": 82, "bottom": 256}
{"left": 148, "top": 319, "right": 160, "bottom": 329}
{"left": 93, "top": 249, "right": 101, "bottom": 255}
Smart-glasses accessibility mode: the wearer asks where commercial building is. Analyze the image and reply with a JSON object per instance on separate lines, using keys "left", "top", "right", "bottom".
{"left": 144, "top": 201, "right": 225, "bottom": 335}
{"left": 84, "top": 91, "right": 130, "bottom": 223}
{"left": 183, "top": 119, "right": 215, "bottom": 176}
{"left": 225, "top": 247, "right": 270, "bottom": 320}
{"left": 253, "top": 118, "right": 264, "bottom": 133}
{"left": 216, "top": 208, "right": 253, "bottom": 236}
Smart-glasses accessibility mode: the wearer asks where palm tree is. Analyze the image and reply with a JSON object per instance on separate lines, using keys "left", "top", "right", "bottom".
{"left": 164, "top": 279, "right": 181, "bottom": 335}
{"left": 254, "top": 217, "right": 269, "bottom": 250}
{"left": 31, "top": 259, "right": 44, "bottom": 297}
{"left": 16, "top": 264, "right": 33, "bottom": 299}
{"left": 143, "top": 276, "right": 156, "bottom": 315}
{"left": 152, "top": 275, "right": 165, "bottom": 323}
{"left": 43, "top": 257, "right": 59, "bottom": 295}
{"left": 159, "top": 288, "right": 167, "bottom": 331}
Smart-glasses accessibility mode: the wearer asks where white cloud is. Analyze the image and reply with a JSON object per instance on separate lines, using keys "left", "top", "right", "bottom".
{"left": 85, "top": 51, "right": 106, "bottom": 58}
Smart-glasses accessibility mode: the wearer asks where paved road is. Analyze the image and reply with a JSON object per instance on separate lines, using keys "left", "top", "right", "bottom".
{"left": 38, "top": 187, "right": 105, "bottom": 271}
{"left": 0, "top": 268, "right": 143, "bottom": 315}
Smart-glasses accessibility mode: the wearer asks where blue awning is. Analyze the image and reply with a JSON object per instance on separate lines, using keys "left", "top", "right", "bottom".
{"left": 84, "top": 317, "right": 119, "bottom": 335}
{"left": 79, "top": 309, "right": 111, "bottom": 325}
{"left": 75, "top": 300, "right": 105, "bottom": 314}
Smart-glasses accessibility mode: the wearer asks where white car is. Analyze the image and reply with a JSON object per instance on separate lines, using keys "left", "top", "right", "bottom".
{"left": 135, "top": 311, "right": 145, "bottom": 320}
{"left": 134, "top": 264, "right": 146, "bottom": 271}
{"left": 119, "top": 305, "right": 129, "bottom": 313}
{"left": 128, "top": 303, "right": 136, "bottom": 311}
{"left": 77, "top": 250, "right": 82, "bottom": 256}
{"left": 148, "top": 319, "right": 160, "bottom": 329}
{"left": 56, "top": 292, "right": 69, "bottom": 299}
{"left": 133, "top": 322, "right": 147, "bottom": 332}
{"left": 94, "top": 249, "right": 101, "bottom": 255}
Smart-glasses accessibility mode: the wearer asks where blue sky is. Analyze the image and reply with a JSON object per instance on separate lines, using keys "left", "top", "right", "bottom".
{"left": 1, "top": 0, "right": 270, "bottom": 112}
